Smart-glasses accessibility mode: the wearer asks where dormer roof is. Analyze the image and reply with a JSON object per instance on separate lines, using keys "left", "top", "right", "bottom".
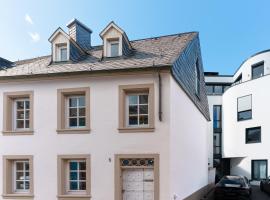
{"left": 48, "top": 27, "right": 70, "bottom": 43}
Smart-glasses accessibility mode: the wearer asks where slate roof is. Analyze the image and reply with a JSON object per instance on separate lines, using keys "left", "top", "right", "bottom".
{"left": 0, "top": 32, "right": 197, "bottom": 77}
{"left": 0, "top": 57, "right": 13, "bottom": 69}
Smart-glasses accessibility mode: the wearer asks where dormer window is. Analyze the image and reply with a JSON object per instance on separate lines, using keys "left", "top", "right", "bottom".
{"left": 108, "top": 39, "right": 119, "bottom": 57}
{"left": 56, "top": 43, "right": 68, "bottom": 62}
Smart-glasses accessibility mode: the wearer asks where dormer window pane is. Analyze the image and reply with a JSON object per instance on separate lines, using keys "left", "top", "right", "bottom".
{"left": 60, "top": 47, "right": 67, "bottom": 61}
{"left": 110, "top": 42, "right": 119, "bottom": 57}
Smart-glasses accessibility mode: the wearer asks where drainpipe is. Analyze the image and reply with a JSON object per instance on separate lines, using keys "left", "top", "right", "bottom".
{"left": 158, "top": 71, "right": 162, "bottom": 121}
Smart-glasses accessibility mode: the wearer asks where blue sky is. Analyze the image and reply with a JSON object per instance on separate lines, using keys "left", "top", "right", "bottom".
{"left": 0, "top": 0, "right": 269, "bottom": 75}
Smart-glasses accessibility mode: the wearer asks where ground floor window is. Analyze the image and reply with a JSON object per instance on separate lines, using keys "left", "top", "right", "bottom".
{"left": 252, "top": 160, "right": 268, "bottom": 180}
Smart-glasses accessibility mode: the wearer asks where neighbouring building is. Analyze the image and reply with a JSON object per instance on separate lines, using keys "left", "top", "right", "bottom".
{"left": 0, "top": 19, "right": 210, "bottom": 200}
{"left": 206, "top": 49, "right": 270, "bottom": 182}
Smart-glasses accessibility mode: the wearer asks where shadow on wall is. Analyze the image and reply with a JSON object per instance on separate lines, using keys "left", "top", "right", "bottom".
{"left": 230, "top": 157, "right": 251, "bottom": 179}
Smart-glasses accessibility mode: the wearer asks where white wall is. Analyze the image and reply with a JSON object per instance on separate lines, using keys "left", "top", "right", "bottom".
{"left": 0, "top": 73, "right": 171, "bottom": 200}
{"left": 223, "top": 75, "right": 270, "bottom": 179}
{"left": 169, "top": 77, "right": 208, "bottom": 200}
{"left": 233, "top": 51, "right": 270, "bottom": 82}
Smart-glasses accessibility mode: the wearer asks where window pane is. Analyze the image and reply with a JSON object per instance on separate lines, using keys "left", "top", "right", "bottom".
{"left": 128, "top": 95, "right": 138, "bottom": 105}
{"left": 79, "top": 108, "right": 85, "bottom": 116}
{"left": 214, "top": 86, "right": 223, "bottom": 94}
{"left": 79, "top": 162, "right": 86, "bottom": 170}
{"left": 60, "top": 48, "right": 67, "bottom": 61}
{"left": 16, "top": 120, "right": 24, "bottom": 129}
{"left": 25, "top": 172, "right": 30, "bottom": 180}
{"left": 25, "top": 120, "right": 30, "bottom": 128}
{"left": 16, "top": 162, "right": 24, "bottom": 170}
{"left": 253, "top": 160, "right": 267, "bottom": 180}
{"left": 79, "top": 118, "right": 85, "bottom": 127}
{"left": 70, "top": 172, "right": 78, "bottom": 180}
{"left": 70, "top": 181, "right": 78, "bottom": 190}
{"left": 25, "top": 110, "right": 30, "bottom": 119}
{"left": 246, "top": 127, "right": 261, "bottom": 143}
{"left": 79, "top": 181, "right": 86, "bottom": 190}
{"left": 139, "top": 105, "right": 148, "bottom": 114}
{"left": 110, "top": 43, "right": 119, "bottom": 57}
{"left": 69, "top": 118, "right": 77, "bottom": 127}
{"left": 17, "top": 111, "right": 24, "bottom": 119}
{"left": 206, "top": 86, "right": 213, "bottom": 94}
{"left": 238, "top": 110, "right": 252, "bottom": 121}
{"left": 69, "top": 98, "right": 77, "bottom": 107}
{"left": 129, "top": 105, "right": 138, "bottom": 115}
{"left": 139, "top": 95, "right": 148, "bottom": 104}
{"left": 25, "top": 101, "right": 30, "bottom": 109}
{"left": 78, "top": 97, "right": 85, "bottom": 107}
{"left": 25, "top": 162, "right": 29, "bottom": 170}
{"left": 252, "top": 64, "right": 264, "bottom": 79}
{"left": 17, "top": 101, "right": 24, "bottom": 109}
{"left": 79, "top": 172, "right": 86, "bottom": 180}
{"left": 16, "top": 181, "right": 24, "bottom": 190}
{"left": 25, "top": 181, "right": 30, "bottom": 190}
{"left": 129, "top": 116, "right": 138, "bottom": 125}
{"left": 70, "top": 162, "right": 78, "bottom": 170}
{"left": 69, "top": 108, "right": 77, "bottom": 117}
{"left": 16, "top": 172, "right": 24, "bottom": 180}
{"left": 139, "top": 115, "right": 148, "bottom": 125}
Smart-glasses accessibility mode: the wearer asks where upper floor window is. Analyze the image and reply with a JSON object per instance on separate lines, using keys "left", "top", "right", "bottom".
{"left": 14, "top": 99, "right": 30, "bottom": 130}
{"left": 126, "top": 94, "right": 149, "bottom": 127}
{"left": 237, "top": 94, "right": 252, "bottom": 121}
{"left": 195, "top": 60, "right": 200, "bottom": 96}
{"left": 108, "top": 39, "right": 119, "bottom": 57}
{"left": 68, "top": 160, "right": 87, "bottom": 191}
{"left": 252, "top": 62, "right": 264, "bottom": 79}
{"left": 57, "top": 87, "right": 90, "bottom": 133}
{"left": 213, "top": 105, "right": 222, "bottom": 130}
{"left": 14, "top": 160, "right": 30, "bottom": 192}
{"left": 3, "top": 91, "right": 34, "bottom": 135}
{"left": 67, "top": 96, "right": 86, "bottom": 128}
{"left": 119, "top": 84, "right": 155, "bottom": 132}
{"left": 206, "top": 84, "right": 230, "bottom": 95}
{"left": 246, "top": 127, "right": 261, "bottom": 144}
{"left": 56, "top": 43, "right": 68, "bottom": 62}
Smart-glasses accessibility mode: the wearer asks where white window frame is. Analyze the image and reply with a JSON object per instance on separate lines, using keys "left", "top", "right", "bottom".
{"left": 66, "top": 95, "right": 86, "bottom": 129}
{"left": 66, "top": 160, "right": 87, "bottom": 194}
{"left": 13, "top": 160, "right": 30, "bottom": 193}
{"left": 108, "top": 40, "right": 120, "bottom": 57}
{"left": 13, "top": 98, "right": 30, "bottom": 131}
{"left": 125, "top": 93, "right": 149, "bottom": 128}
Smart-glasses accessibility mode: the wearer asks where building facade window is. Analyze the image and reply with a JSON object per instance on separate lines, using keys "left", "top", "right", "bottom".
{"left": 206, "top": 84, "right": 230, "bottom": 95}
{"left": 3, "top": 156, "right": 33, "bottom": 198}
{"left": 3, "top": 91, "right": 34, "bottom": 135}
{"left": 57, "top": 87, "right": 90, "bottom": 134}
{"left": 213, "top": 105, "right": 222, "bottom": 130}
{"left": 67, "top": 96, "right": 86, "bottom": 128}
{"left": 252, "top": 160, "right": 267, "bottom": 180}
{"left": 246, "top": 127, "right": 261, "bottom": 144}
{"left": 56, "top": 43, "right": 68, "bottom": 62}
{"left": 110, "top": 41, "right": 119, "bottom": 57}
{"left": 252, "top": 62, "right": 264, "bottom": 79}
{"left": 237, "top": 95, "right": 252, "bottom": 121}
{"left": 57, "top": 155, "right": 91, "bottom": 199}
{"left": 119, "top": 84, "right": 155, "bottom": 133}
{"left": 60, "top": 47, "right": 68, "bottom": 61}
{"left": 126, "top": 94, "right": 149, "bottom": 127}
{"left": 213, "top": 105, "right": 222, "bottom": 159}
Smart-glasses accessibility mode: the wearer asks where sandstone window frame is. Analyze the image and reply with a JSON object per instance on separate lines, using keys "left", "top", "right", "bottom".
{"left": 2, "top": 155, "right": 34, "bottom": 199}
{"left": 118, "top": 84, "right": 155, "bottom": 133}
{"left": 57, "top": 87, "right": 90, "bottom": 134}
{"left": 57, "top": 155, "right": 91, "bottom": 200}
{"left": 114, "top": 154, "right": 160, "bottom": 200}
{"left": 3, "top": 91, "right": 34, "bottom": 135}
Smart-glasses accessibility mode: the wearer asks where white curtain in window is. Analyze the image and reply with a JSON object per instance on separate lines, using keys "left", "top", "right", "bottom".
{"left": 238, "top": 95, "right": 251, "bottom": 112}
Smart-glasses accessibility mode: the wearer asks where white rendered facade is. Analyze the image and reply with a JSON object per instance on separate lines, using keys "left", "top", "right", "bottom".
{"left": 206, "top": 50, "right": 270, "bottom": 181}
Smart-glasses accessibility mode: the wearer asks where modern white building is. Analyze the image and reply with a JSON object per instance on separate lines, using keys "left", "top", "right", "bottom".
{"left": 206, "top": 49, "right": 270, "bottom": 182}
{"left": 0, "top": 19, "right": 211, "bottom": 200}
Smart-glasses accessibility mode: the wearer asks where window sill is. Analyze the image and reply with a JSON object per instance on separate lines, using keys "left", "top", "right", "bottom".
{"left": 57, "top": 194, "right": 91, "bottom": 199}
{"left": 2, "top": 130, "right": 34, "bottom": 136}
{"left": 118, "top": 127, "right": 155, "bottom": 133}
{"left": 56, "top": 128, "right": 90, "bottom": 134}
{"left": 2, "top": 193, "right": 34, "bottom": 199}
